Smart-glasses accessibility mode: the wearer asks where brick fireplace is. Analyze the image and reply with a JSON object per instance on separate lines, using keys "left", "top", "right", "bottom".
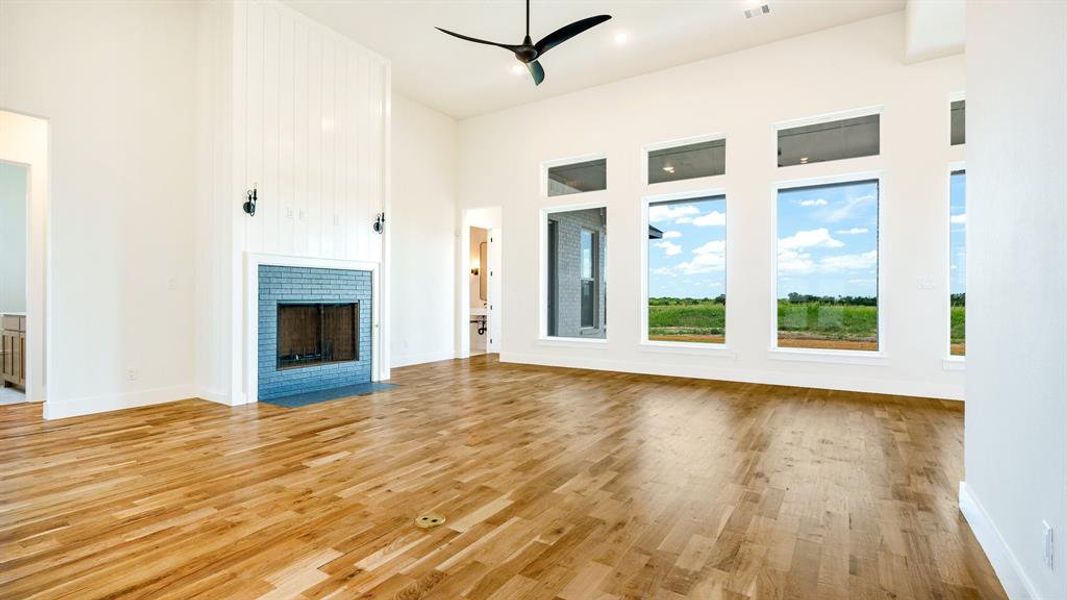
{"left": 257, "top": 265, "right": 372, "bottom": 400}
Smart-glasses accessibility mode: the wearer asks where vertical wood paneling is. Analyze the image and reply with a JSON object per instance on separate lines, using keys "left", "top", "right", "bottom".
{"left": 278, "top": 14, "right": 294, "bottom": 256}
{"left": 237, "top": 0, "right": 388, "bottom": 264}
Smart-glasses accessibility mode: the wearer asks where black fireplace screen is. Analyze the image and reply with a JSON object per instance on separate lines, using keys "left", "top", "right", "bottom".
{"left": 277, "top": 302, "right": 359, "bottom": 369}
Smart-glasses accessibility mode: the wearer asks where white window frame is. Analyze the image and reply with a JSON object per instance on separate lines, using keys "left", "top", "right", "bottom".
{"left": 540, "top": 153, "right": 608, "bottom": 199}
{"left": 768, "top": 170, "right": 888, "bottom": 365}
{"left": 539, "top": 201, "right": 610, "bottom": 345}
{"left": 641, "top": 132, "right": 727, "bottom": 187}
{"left": 772, "top": 105, "right": 883, "bottom": 171}
{"left": 944, "top": 161, "right": 967, "bottom": 369}
{"left": 639, "top": 188, "right": 733, "bottom": 353}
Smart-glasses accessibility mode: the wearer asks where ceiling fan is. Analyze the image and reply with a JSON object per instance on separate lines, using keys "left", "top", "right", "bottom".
{"left": 436, "top": 0, "right": 612, "bottom": 86}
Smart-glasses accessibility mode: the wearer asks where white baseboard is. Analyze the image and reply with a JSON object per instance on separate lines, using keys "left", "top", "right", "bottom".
{"left": 197, "top": 389, "right": 232, "bottom": 406}
{"left": 959, "top": 482, "right": 1040, "bottom": 599}
{"left": 43, "top": 384, "right": 197, "bottom": 420}
{"left": 391, "top": 349, "right": 456, "bottom": 369}
{"left": 499, "top": 352, "right": 964, "bottom": 401}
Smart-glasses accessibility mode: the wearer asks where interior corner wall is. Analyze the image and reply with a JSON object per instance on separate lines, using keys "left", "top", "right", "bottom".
{"left": 390, "top": 94, "right": 458, "bottom": 368}
{"left": 456, "top": 12, "right": 966, "bottom": 399}
{"left": 1, "top": 1, "right": 199, "bottom": 418}
{"left": 963, "top": 1, "right": 1067, "bottom": 598}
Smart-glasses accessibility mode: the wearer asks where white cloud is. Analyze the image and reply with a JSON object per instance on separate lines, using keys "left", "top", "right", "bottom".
{"left": 826, "top": 194, "right": 876, "bottom": 223}
{"left": 778, "top": 228, "right": 844, "bottom": 251}
{"left": 675, "top": 216, "right": 694, "bottom": 224}
{"left": 649, "top": 204, "right": 699, "bottom": 224}
{"left": 674, "top": 240, "right": 726, "bottom": 274}
{"left": 798, "top": 198, "right": 828, "bottom": 207}
{"left": 662, "top": 230, "right": 682, "bottom": 239}
{"left": 692, "top": 210, "right": 726, "bottom": 227}
{"left": 693, "top": 240, "right": 725, "bottom": 255}
{"left": 951, "top": 213, "right": 967, "bottom": 225}
{"left": 652, "top": 266, "right": 676, "bottom": 277}
{"left": 777, "top": 249, "right": 815, "bottom": 274}
{"left": 835, "top": 227, "right": 869, "bottom": 235}
{"left": 654, "top": 240, "right": 682, "bottom": 256}
{"left": 820, "top": 250, "right": 878, "bottom": 272}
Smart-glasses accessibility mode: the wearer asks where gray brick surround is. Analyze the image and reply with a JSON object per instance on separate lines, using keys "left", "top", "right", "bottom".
{"left": 258, "top": 265, "right": 372, "bottom": 400}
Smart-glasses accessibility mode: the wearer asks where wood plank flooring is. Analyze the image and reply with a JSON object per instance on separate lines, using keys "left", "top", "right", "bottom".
{"left": 0, "top": 356, "right": 1005, "bottom": 599}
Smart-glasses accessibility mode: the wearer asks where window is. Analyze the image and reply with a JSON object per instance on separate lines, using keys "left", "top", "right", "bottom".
{"left": 546, "top": 158, "right": 607, "bottom": 196}
{"left": 646, "top": 195, "right": 726, "bottom": 344}
{"left": 951, "top": 100, "right": 966, "bottom": 145}
{"left": 778, "top": 114, "right": 880, "bottom": 167}
{"left": 545, "top": 206, "right": 607, "bottom": 338}
{"left": 776, "top": 179, "right": 879, "bottom": 351}
{"left": 648, "top": 139, "right": 726, "bottom": 184}
{"left": 950, "top": 170, "right": 966, "bottom": 355}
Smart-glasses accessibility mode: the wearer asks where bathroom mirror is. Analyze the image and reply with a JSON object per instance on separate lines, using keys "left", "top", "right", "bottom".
{"left": 479, "top": 242, "right": 488, "bottom": 301}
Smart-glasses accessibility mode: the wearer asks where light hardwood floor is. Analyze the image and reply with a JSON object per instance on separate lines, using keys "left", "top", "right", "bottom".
{"left": 0, "top": 356, "right": 1004, "bottom": 599}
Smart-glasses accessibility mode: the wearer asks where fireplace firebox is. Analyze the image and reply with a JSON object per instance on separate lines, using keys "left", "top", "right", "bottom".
{"left": 277, "top": 302, "right": 359, "bottom": 369}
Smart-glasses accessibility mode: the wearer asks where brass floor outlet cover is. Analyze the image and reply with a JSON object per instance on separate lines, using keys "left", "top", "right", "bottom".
{"left": 414, "top": 513, "right": 446, "bottom": 529}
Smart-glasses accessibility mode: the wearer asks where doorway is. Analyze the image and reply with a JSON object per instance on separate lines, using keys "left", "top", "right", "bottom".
{"left": 460, "top": 208, "right": 501, "bottom": 359}
{"left": 0, "top": 162, "right": 28, "bottom": 404}
{"left": 0, "top": 110, "right": 49, "bottom": 408}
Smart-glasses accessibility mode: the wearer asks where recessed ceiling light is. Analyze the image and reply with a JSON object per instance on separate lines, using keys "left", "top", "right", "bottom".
{"left": 510, "top": 63, "right": 525, "bottom": 76}
{"left": 613, "top": 31, "right": 628, "bottom": 45}
{"left": 662, "top": 165, "right": 675, "bottom": 174}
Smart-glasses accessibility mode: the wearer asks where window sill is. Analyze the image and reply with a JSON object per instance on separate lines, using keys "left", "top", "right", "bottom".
{"left": 639, "top": 341, "right": 738, "bottom": 359}
{"left": 537, "top": 336, "right": 609, "bottom": 348}
{"left": 942, "top": 357, "right": 966, "bottom": 371}
{"left": 768, "top": 347, "right": 888, "bottom": 366}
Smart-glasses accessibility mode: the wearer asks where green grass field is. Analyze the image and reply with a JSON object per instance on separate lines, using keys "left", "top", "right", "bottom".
{"left": 648, "top": 302, "right": 725, "bottom": 343}
{"left": 648, "top": 300, "right": 965, "bottom": 352}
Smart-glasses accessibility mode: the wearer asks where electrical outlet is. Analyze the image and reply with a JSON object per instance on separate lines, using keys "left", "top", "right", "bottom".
{"left": 1044, "top": 521, "right": 1054, "bottom": 569}
{"left": 167, "top": 278, "right": 177, "bottom": 291}
{"left": 127, "top": 368, "right": 139, "bottom": 382}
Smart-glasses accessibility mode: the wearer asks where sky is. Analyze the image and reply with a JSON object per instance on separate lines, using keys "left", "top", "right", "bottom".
{"left": 647, "top": 182, "right": 883, "bottom": 299}
{"left": 648, "top": 196, "right": 727, "bottom": 298}
{"left": 950, "top": 171, "right": 966, "bottom": 295}
{"left": 776, "top": 180, "right": 879, "bottom": 298}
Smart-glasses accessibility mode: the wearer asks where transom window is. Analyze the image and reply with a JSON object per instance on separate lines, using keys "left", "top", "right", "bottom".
{"left": 647, "top": 138, "right": 726, "bottom": 184}
{"left": 546, "top": 158, "right": 607, "bottom": 196}
{"left": 778, "top": 114, "right": 880, "bottom": 167}
{"left": 951, "top": 100, "right": 966, "bottom": 145}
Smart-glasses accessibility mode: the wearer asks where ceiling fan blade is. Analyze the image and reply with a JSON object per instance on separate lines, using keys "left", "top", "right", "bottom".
{"left": 526, "top": 60, "right": 545, "bottom": 86}
{"left": 533, "top": 15, "right": 611, "bottom": 56}
{"left": 435, "top": 27, "right": 518, "bottom": 52}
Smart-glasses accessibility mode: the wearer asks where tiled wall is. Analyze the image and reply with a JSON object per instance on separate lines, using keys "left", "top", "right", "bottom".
{"left": 258, "top": 265, "right": 372, "bottom": 400}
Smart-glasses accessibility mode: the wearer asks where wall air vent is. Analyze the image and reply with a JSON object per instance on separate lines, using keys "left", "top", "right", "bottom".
{"left": 745, "top": 4, "right": 771, "bottom": 19}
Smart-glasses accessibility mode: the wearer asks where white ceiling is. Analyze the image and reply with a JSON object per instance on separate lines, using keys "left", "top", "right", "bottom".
{"left": 286, "top": 0, "right": 906, "bottom": 119}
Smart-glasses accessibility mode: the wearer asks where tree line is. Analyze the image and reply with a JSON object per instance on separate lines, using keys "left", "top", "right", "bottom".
{"left": 649, "top": 295, "right": 726, "bottom": 306}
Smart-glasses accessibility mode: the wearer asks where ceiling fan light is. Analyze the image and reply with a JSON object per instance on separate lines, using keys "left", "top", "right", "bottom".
{"left": 511, "top": 63, "right": 526, "bottom": 75}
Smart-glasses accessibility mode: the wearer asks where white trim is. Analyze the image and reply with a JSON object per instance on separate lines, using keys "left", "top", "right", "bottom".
{"left": 380, "top": 60, "right": 393, "bottom": 382}
{"left": 942, "top": 357, "right": 965, "bottom": 371}
{"left": 243, "top": 252, "right": 383, "bottom": 405}
{"left": 959, "top": 482, "right": 1040, "bottom": 600}
{"left": 949, "top": 90, "right": 966, "bottom": 103}
{"left": 639, "top": 341, "right": 737, "bottom": 359}
{"left": 391, "top": 349, "right": 456, "bottom": 368}
{"left": 639, "top": 188, "right": 729, "bottom": 349}
{"left": 946, "top": 162, "right": 966, "bottom": 360}
{"left": 770, "top": 171, "right": 886, "bottom": 357}
{"left": 773, "top": 104, "right": 883, "bottom": 132}
{"left": 500, "top": 352, "right": 961, "bottom": 400}
{"left": 43, "top": 385, "right": 197, "bottom": 420}
{"left": 640, "top": 132, "right": 726, "bottom": 187}
{"left": 768, "top": 347, "right": 888, "bottom": 366}
{"left": 537, "top": 336, "right": 608, "bottom": 348}
{"left": 540, "top": 152, "right": 607, "bottom": 199}
{"left": 540, "top": 201, "right": 610, "bottom": 342}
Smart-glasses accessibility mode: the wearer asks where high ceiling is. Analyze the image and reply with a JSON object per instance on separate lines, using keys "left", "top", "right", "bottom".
{"left": 286, "top": 0, "right": 905, "bottom": 119}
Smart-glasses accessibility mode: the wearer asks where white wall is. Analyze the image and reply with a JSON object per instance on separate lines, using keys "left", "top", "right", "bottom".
{"left": 457, "top": 12, "right": 966, "bottom": 399}
{"left": 389, "top": 94, "right": 458, "bottom": 368}
{"left": 961, "top": 1, "right": 1067, "bottom": 598}
{"left": 1, "top": 2, "right": 198, "bottom": 417}
{"left": 0, "top": 162, "right": 28, "bottom": 313}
